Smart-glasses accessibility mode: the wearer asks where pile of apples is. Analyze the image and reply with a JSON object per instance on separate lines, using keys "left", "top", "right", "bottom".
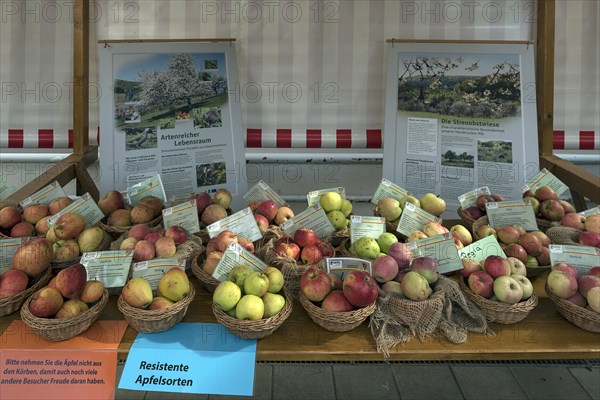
{"left": 24, "top": 263, "right": 105, "bottom": 319}
{"left": 460, "top": 192, "right": 506, "bottom": 220}
{"left": 375, "top": 253, "right": 440, "bottom": 302}
{"left": 299, "top": 267, "right": 378, "bottom": 311}
{"left": 375, "top": 192, "right": 446, "bottom": 226}
{"left": 319, "top": 192, "right": 353, "bottom": 231}
{"left": 463, "top": 255, "right": 534, "bottom": 304}
{"left": 476, "top": 225, "right": 551, "bottom": 268}
{"left": 274, "top": 228, "right": 334, "bottom": 265}
{"left": 193, "top": 189, "right": 234, "bottom": 227}
{"left": 121, "top": 267, "right": 191, "bottom": 310}
{"left": 212, "top": 265, "right": 286, "bottom": 320}
{"left": 100, "top": 191, "right": 164, "bottom": 228}
{"left": 201, "top": 230, "right": 255, "bottom": 276}
{"left": 522, "top": 185, "right": 575, "bottom": 223}
{"left": 547, "top": 264, "right": 600, "bottom": 313}
{"left": 119, "top": 224, "right": 190, "bottom": 262}
{"left": 250, "top": 200, "right": 295, "bottom": 233}
{"left": 557, "top": 213, "right": 600, "bottom": 248}
{"left": 0, "top": 197, "right": 74, "bottom": 238}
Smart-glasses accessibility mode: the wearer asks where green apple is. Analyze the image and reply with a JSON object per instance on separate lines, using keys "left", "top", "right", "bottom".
{"left": 327, "top": 210, "right": 347, "bottom": 231}
{"left": 399, "top": 195, "right": 420, "bottom": 209}
{"left": 225, "top": 307, "right": 237, "bottom": 317}
{"left": 236, "top": 294, "right": 264, "bottom": 320}
{"left": 377, "top": 232, "right": 398, "bottom": 254}
{"left": 348, "top": 243, "right": 357, "bottom": 256}
{"left": 244, "top": 272, "right": 270, "bottom": 297}
{"left": 213, "top": 281, "right": 242, "bottom": 312}
{"left": 262, "top": 292, "right": 286, "bottom": 317}
{"left": 340, "top": 199, "right": 353, "bottom": 217}
{"left": 227, "top": 265, "right": 254, "bottom": 289}
{"left": 264, "top": 266, "right": 284, "bottom": 293}
{"left": 354, "top": 236, "right": 380, "bottom": 260}
{"left": 419, "top": 193, "right": 446, "bottom": 216}
{"left": 320, "top": 192, "right": 343, "bottom": 213}
{"left": 377, "top": 198, "right": 402, "bottom": 222}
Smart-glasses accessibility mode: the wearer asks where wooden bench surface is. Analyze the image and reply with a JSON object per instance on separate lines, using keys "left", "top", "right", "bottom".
{"left": 2, "top": 271, "right": 599, "bottom": 361}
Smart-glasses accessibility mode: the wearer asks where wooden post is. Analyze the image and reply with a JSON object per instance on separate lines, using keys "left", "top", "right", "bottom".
{"left": 73, "top": 0, "right": 89, "bottom": 155}
{"left": 536, "top": 0, "right": 555, "bottom": 157}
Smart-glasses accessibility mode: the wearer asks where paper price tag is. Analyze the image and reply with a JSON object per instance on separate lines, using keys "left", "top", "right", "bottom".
{"left": 162, "top": 199, "right": 200, "bottom": 234}
{"left": 458, "top": 186, "right": 491, "bottom": 209}
{"left": 412, "top": 233, "right": 462, "bottom": 274}
{"left": 486, "top": 200, "right": 538, "bottom": 231}
{"left": 458, "top": 235, "right": 507, "bottom": 263}
{"left": 306, "top": 187, "right": 346, "bottom": 207}
{"left": 326, "top": 257, "right": 372, "bottom": 277}
{"left": 19, "top": 181, "right": 67, "bottom": 208}
{"left": 523, "top": 168, "right": 569, "bottom": 196}
{"left": 371, "top": 178, "right": 410, "bottom": 204}
{"left": 127, "top": 175, "right": 167, "bottom": 206}
{"left": 281, "top": 204, "right": 335, "bottom": 238}
{"left": 350, "top": 216, "right": 385, "bottom": 244}
{"left": 579, "top": 206, "right": 600, "bottom": 217}
{"left": 242, "top": 180, "right": 286, "bottom": 206}
{"left": 131, "top": 259, "right": 184, "bottom": 290}
{"left": 80, "top": 250, "right": 134, "bottom": 288}
{"left": 0, "top": 237, "right": 31, "bottom": 273}
{"left": 206, "top": 207, "right": 262, "bottom": 242}
{"left": 212, "top": 242, "right": 268, "bottom": 281}
{"left": 549, "top": 245, "right": 600, "bottom": 276}
{"left": 396, "top": 203, "right": 439, "bottom": 238}
{"left": 47, "top": 193, "right": 105, "bottom": 228}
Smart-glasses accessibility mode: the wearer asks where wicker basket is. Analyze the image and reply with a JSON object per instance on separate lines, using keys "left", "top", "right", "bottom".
{"left": 458, "top": 278, "right": 538, "bottom": 324}
{"left": 212, "top": 287, "right": 293, "bottom": 339}
{"left": 299, "top": 291, "right": 376, "bottom": 332}
{"left": 191, "top": 253, "right": 221, "bottom": 293}
{"left": 339, "top": 238, "right": 355, "bottom": 257}
{"left": 98, "top": 213, "right": 163, "bottom": 239}
{"left": 111, "top": 229, "right": 203, "bottom": 265}
{"left": 457, "top": 207, "right": 481, "bottom": 232}
{"left": 51, "top": 228, "right": 112, "bottom": 270}
{"left": 0, "top": 266, "right": 53, "bottom": 317}
{"left": 117, "top": 284, "right": 196, "bottom": 333}
{"left": 471, "top": 216, "right": 490, "bottom": 241}
{"left": 546, "top": 226, "right": 582, "bottom": 246}
{"left": 20, "top": 289, "right": 109, "bottom": 341}
{"left": 526, "top": 265, "right": 551, "bottom": 278}
{"left": 545, "top": 284, "right": 600, "bottom": 333}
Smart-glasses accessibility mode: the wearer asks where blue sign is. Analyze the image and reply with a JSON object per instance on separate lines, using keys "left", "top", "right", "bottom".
{"left": 118, "top": 323, "right": 257, "bottom": 396}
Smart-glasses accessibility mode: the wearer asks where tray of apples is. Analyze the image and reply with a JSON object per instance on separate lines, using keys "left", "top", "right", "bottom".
{"left": 546, "top": 213, "right": 600, "bottom": 248}
{"left": 211, "top": 266, "right": 292, "bottom": 339}
{"left": 250, "top": 200, "right": 294, "bottom": 244}
{"left": 545, "top": 264, "right": 600, "bottom": 332}
{"left": 98, "top": 190, "right": 164, "bottom": 238}
{"left": 20, "top": 262, "right": 109, "bottom": 341}
{"left": 191, "top": 230, "right": 256, "bottom": 292}
{"left": 474, "top": 223, "right": 552, "bottom": 277}
{"left": 117, "top": 267, "right": 195, "bottom": 333}
{"left": 298, "top": 266, "right": 378, "bottom": 332}
{"left": 459, "top": 255, "right": 538, "bottom": 324}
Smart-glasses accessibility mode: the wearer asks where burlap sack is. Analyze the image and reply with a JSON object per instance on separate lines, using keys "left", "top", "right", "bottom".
{"left": 370, "top": 275, "right": 491, "bottom": 357}
{"left": 546, "top": 226, "right": 581, "bottom": 246}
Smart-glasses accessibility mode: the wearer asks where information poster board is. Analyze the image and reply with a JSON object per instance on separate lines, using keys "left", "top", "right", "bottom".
{"left": 99, "top": 41, "right": 247, "bottom": 210}
{"left": 382, "top": 41, "right": 539, "bottom": 219}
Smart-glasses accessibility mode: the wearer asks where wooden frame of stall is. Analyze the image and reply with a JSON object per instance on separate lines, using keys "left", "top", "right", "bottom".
{"left": 5, "top": 0, "right": 600, "bottom": 210}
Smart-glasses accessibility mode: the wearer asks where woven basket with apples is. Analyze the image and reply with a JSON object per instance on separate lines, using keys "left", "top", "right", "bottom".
{"left": 20, "top": 263, "right": 109, "bottom": 341}
{"left": 192, "top": 230, "right": 257, "bottom": 293}
{"left": 192, "top": 189, "right": 235, "bottom": 239}
{"left": 459, "top": 255, "right": 538, "bottom": 324}
{"left": 50, "top": 219, "right": 113, "bottom": 271}
{"left": 298, "top": 267, "right": 377, "bottom": 332}
{"left": 546, "top": 213, "right": 600, "bottom": 248}
{"left": 97, "top": 191, "right": 164, "bottom": 239}
{"left": 117, "top": 268, "right": 195, "bottom": 333}
{"left": 211, "top": 266, "right": 292, "bottom": 339}
{"left": 523, "top": 185, "right": 579, "bottom": 232}
{"left": 457, "top": 192, "right": 506, "bottom": 231}
{"left": 545, "top": 265, "right": 600, "bottom": 333}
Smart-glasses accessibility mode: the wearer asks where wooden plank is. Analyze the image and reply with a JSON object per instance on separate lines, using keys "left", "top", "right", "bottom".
{"left": 75, "top": 162, "right": 100, "bottom": 201}
{"left": 541, "top": 155, "right": 600, "bottom": 206}
{"left": 536, "top": 0, "right": 555, "bottom": 157}
{"left": 73, "top": 0, "right": 89, "bottom": 155}
{"left": 386, "top": 39, "right": 533, "bottom": 45}
{"left": 4, "top": 272, "right": 597, "bottom": 361}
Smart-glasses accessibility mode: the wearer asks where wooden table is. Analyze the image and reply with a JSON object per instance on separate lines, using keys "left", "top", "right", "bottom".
{"left": 2, "top": 271, "right": 599, "bottom": 361}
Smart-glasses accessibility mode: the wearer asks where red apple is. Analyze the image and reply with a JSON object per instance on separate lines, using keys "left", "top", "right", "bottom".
{"left": 342, "top": 270, "right": 379, "bottom": 308}
{"left": 35, "top": 215, "right": 52, "bottom": 235}
{"left": 53, "top": 212, "right": 86, "bottom": 240}
{"left": 579, "top": 231, "right": 600, "bottom": 247}
{"left": 98, "top": 190, "right": 124, "bottom": 216}
{"left": 276, "top": 236, "right": 295, "bottom": 246}
{"left": 12, "top": 238, "right": 53, "bottom": 276}
{"left": 560, "top": 213, "right": 585, "bottom": 230}
{"left": 276, "top": 242, "right": 301, "bottom": 260}
{"left": 144, "top": 230, "right": 164, "bottom": 244}
{"left": 578, "top": 275, "right": 600, "bottom": 298}
{"left": 518, "top": 232, "right": 543, "bottom": 256}
{"left": 386, "top": 242, "right": 414, "bottom": 269}
{"left": 588, "top": 266, "right": 600, "bottom": 277}
{"left": 372, "top": 255, "right": 399, "bottom": 283}
{"left": 0, "top": 268, "right": 30, "bottom": 297}
{"left": 496, "top": 226, "right": 521, "bottom": 245}
{"left": 155, "top": 236, "right": 177, "bottom": 257}
{"left": 476, "top": 194, "right": 495, "bottom": 211}
{"left": 238, "top": 237, "right": 255, "bottom": 253}
{"left": 214, "top": 230, "right": 238, "bottom": 252}
{"left": 301, "top": 245, "right": 323, "bottom": 264}
{"left": 559, "top": 200, "right": 576, "bottom": 214}
{"left": 254, "top": 214, "right": 269, "bottom": 234}
{"left": 22, "top": 204, "right": 49, "bottom": 225}
{"left": 129, "top": 224, "right": 152, "bottom": 240}
{"left": 133, "top": 240, "right": 155, "bottom": 262}
{"left": 483, "top": 255, "right": 511, "bottom": 278}
{"left": 317, "top": 242, "right": 335, "bottom": 257}
{"left": 274, "top": 207, "right": 294, "bottom": 225}
{"left": 540, "top": 199, "right": 565, "bottom": 221}
{"left": 194, "top": 192, "right": 213, "bottom": 215}
{"left": 293, "top": 228, "right": 321, "bottom": 248}
{"left": 48, "top": 196, "right": 73, "bottom": 215}
{"left": 468, "top": 270, "right": 494, "bottom": 298}
{"left": 463, "top": 205, "right": 485, "bottom": 219}
{"left": 165, "top": 225, "right": 189, "bottom": 245}
{"left": 256, "top": 200, "right": 279, "bottom": 222}
{"left": 531, "top": 231, "right": 551, "bottom": 246}
{"left": 476, "top": 225, "right": 497, "bottom": 239}
{"left": 321, "top": 290, "right": 354, "bottom": 312}
{"left": 536, "top": 247, "right": 551, "bottom": 266}
{"left": 0, "top": 206, "right": 21, "bottom": 229}
{"left": 504, "top": 243, "right": 528, "bottom": 263}
{"left": 10, "top": 221, "right": 35, "bottom": 237}
{"left": 566, "top": 291, "right": 587, "bottom": 307}
{"left": 410, "top": 256, "right": 439, "bottom": 284}
{"left": 535, "top": 185, "right": 558, "bottom": 202}
{"left": 299, "top": 267, "right": 332, "bottom": 302}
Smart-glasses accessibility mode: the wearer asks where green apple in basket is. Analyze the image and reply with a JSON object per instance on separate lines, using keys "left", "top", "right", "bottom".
{"left": 354, "top": 237, "right": 380, "bottom": 260}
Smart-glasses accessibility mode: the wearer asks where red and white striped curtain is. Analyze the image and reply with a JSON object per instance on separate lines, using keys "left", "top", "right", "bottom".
{"left": 1, "top": 1, "right": 598, "bottom": 150}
